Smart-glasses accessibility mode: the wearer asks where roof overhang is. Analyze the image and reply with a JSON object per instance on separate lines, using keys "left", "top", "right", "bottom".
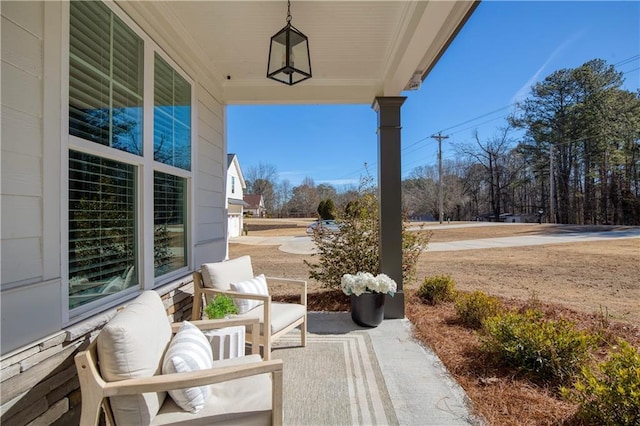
{"left": 229, "top": 198, "right": 250, "bottom": 207}
{"left": 117, "top": 1, "right": 479, "bottom": 105}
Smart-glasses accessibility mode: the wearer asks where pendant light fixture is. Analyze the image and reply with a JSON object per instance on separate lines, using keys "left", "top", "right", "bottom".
{"left": 267, "top": 0, "right": 311, "bottom": 85}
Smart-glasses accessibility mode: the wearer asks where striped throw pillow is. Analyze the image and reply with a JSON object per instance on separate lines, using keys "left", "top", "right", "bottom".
{"left": 162, "top": 321, "right": 213, "bottom": 413}
{"left": 230, "top": 274, "right": 269, "bottom": 314}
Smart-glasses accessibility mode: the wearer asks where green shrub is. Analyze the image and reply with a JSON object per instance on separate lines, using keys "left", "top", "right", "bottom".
{"left": 416, "top": 275, "right": 456, "bottom": 305}
{"left": 482, "top": 310, "right": 595, "bottom": 382}
{"left": 317, "top": 199, "right": 336, "bottom": 220}
{"left": 562, "top": 340, "right": 640, "bottom": 425}
{"left": 305, "top": 172, "right": 430, "bottom": 290}
{"left": 204, "top": 295, "right": 238, "bottom": 319}
{"left": 455, "top": 291, "right": 502, "bottom": 329}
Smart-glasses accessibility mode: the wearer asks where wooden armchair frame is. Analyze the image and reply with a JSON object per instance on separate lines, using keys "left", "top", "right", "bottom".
{"left": 75, "top": 317, "right": 283, "bottom": 426}
{"left": 192, "top": 270, "right": 307, "bottom": 360}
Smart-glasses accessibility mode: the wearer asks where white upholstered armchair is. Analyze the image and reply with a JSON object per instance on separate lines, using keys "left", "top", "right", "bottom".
{"left": 74, "top": 291, "right": 283, "bottom": 425}
{"left": 192, "top": 255, "right": 307, "bottom": 360}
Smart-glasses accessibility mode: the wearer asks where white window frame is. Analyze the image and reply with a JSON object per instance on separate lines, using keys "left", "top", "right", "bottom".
{"left": 62, "top": 1, "right": 196, "bottom": 323}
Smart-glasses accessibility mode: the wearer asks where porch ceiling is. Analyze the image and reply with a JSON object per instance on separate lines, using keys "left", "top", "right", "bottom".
{"left": 118, "top": 1, "right": 478, "bottom": 105}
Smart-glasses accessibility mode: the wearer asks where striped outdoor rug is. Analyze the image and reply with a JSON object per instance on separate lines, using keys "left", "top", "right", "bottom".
{"left": 272, "top": 331, "right": 399, "bottom": 426}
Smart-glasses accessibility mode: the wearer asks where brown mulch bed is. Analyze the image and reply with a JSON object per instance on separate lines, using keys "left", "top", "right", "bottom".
{"left": 276, "top": 289, "right": 640, "bottom": 426}
{"left": 274, "top": 289, "right": 350, "bottom": 312}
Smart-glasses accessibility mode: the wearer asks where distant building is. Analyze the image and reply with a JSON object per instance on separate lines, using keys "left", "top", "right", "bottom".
{"left": 244, "top": 194, "right": 266, "bottom": 217}
{"left": 226, "top": 154, "right": 248, "bottom": 237}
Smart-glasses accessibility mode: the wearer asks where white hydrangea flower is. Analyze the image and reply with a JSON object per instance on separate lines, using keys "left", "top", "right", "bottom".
{"left": 376, "top": 273, "right": 397, "bottom": 295}
{"left": 341, "top": 272, "right": 398, "bottom": 296}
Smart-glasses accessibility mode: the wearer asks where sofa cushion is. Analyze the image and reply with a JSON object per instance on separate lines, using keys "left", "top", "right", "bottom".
{"left": 201, "top": 256, "right": 254, "bottom": 291}
{"left": 97, "top": 291, "right": 172, "bottom": 425}
{"left": 151, "top": 355, "right": 272, "bottom": 426}
{"left": 230, "top": 274, "right": 268, "bottom": 314}
{"left": 162, "top": 321, "right": 214, "bottom": 413}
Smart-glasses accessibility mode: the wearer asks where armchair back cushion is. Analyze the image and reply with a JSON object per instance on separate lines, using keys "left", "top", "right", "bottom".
{"left": 201, "top": 255, "right": 254, "bottom": 291}
{"left": 97, "top": 291, "right": 172, "bottom": 425}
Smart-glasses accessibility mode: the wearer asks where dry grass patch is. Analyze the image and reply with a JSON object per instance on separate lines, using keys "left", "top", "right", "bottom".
{"left": 416, "top": 239, "right": 640, "bottom": 324}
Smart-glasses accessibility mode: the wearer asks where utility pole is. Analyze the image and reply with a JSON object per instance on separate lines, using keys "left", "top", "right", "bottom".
{"left": 431, "top": 132, "right": 449, "bottom": 224}
{"left": 549, "top": 144, "right": 555, "bottom": 224}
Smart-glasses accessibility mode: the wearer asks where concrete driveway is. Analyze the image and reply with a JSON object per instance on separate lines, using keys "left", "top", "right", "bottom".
{"left": 230, "top": 223, "right": 640, "bottom": 255}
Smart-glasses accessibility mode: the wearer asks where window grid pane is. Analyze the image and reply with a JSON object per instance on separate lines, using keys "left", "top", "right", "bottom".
{"left": 154, "top": 172, "right": 187, "bottom": 277}
{"left": 69, "top": 151, "right": 137, "bottom": 309}
{"left": 154, "top": 54, "right": 191, "bottom": 170}
{"left": 69, "top": 1, "right": 143, "bottom": 155}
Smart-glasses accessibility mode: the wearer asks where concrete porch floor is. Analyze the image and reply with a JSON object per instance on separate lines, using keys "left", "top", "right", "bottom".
{"left": 273, "top": 312, "right": 482, "bottom": 425}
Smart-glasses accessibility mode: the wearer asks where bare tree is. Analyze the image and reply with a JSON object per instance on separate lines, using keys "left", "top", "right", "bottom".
{"left": 316, "top": 183, "right": 337, "bottom": 201}
{"left": 273, "top": 179, "right": 292, "bottom": 217}
{"left": 245, "top": 163, "right": 278, "bottom": 213}
{"left": 457, "top": 127, "right": 517, "bottom": 219}
{"left": 286, "top": 177, "right": 320, "bottom": 217}
{"left": 402, "top": 165, "right": 437, "bottom": 219}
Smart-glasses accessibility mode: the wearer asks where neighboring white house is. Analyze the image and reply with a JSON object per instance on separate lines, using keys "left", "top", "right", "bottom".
{"left": 227, "top": 154, "right": 247, "bottom": 237}
{"left": 244, "top": 194, "right": 267, "bottom": 217}
{"left": 0, "top": 1, "right": 476, "bottom": 424}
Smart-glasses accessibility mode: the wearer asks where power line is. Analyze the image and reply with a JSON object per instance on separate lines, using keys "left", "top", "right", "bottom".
{"left": 438, "top": 104, "right": 515, "bottom": 134}
{"left": 613, "top": 54, "right": 639, "bottom": 67}
{"left": 335, "top": 54, "right": 640, "bottom": 183}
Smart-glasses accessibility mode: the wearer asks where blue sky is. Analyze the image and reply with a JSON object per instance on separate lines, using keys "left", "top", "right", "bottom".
{"left": 228, "top": 1, "right": 639, "bottom": 190}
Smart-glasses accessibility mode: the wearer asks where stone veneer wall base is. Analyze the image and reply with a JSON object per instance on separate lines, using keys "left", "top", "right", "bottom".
{"left": 0, "top": 282, "right": 195, "bottom": 426}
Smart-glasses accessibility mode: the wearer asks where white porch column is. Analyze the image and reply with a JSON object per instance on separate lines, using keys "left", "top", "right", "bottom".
{"left": 372, "top": 96, "right": 406, "bottom": 319}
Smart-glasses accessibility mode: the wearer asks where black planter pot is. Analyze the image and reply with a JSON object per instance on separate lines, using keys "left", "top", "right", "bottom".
{"left": 350, "top": 293, "right": 385, "bottom": 327}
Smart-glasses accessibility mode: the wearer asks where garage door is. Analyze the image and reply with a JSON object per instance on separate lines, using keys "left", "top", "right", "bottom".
{"left": 228, "top": 215, "right": 241, "bottom": 237}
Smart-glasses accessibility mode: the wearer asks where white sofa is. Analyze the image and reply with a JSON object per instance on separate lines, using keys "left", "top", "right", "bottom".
{"left": 74, "top": 291, "right": 283, "bottom": 425}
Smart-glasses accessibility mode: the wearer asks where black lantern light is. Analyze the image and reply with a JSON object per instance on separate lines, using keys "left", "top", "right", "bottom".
{"left": 267, "top": 0, "right": 311, "bottom": 85}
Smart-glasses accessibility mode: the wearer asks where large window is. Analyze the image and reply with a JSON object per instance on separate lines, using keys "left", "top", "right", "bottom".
{"left": 68, "top": 1, "right": 192, "bottom": 311}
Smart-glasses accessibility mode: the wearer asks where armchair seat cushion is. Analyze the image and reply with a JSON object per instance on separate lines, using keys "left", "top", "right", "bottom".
{"left": 151, "top": 355, "right": 272, "bottom": 426}
{"left": 239, "top": 303, "right": 306, "bottom": 335}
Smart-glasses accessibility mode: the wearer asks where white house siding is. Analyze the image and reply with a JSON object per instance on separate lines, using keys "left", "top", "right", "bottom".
{"left": 0, "top": 2, "right": 228, "bottom": 424}
{"left": 194, "top": 86, "right": 227, "bottom": 266}
{"left": 1, "top": 0, "right": 65, "bottom": 356}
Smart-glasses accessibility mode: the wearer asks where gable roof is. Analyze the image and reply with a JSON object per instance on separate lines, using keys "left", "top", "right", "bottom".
{"left": 243, "top": 194, "right": 264, "bottom": 210}
{"left": 227, "top": 153, "right": 246, "bottom": 189}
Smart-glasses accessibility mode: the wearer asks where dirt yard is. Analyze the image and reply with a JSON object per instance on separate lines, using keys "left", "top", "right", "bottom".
{"left": 233, "top": 220, "right": 640, "bottom": 324}
{"left": 231, "top": 219, "right": 639, "bottom": 425}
